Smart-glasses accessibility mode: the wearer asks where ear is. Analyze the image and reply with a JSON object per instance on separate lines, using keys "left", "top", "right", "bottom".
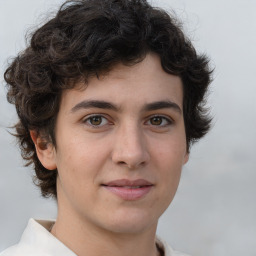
{"left": 183, "top": 152, "right": 189, "bottom": 165}
{"left": 30, "top": 130, "right": 57, "bottom": 170}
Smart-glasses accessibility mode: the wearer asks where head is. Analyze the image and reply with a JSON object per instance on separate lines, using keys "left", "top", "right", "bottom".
{"left": 5, "top": 0, "right": 212, "bottom": 199}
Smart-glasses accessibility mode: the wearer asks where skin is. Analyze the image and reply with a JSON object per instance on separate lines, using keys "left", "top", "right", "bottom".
{"left": 33, "top": 53, "right": 189, "bottom": 256}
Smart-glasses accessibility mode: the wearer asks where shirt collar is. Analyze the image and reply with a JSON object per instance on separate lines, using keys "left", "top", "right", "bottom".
{"left": 20, "top": 219, "right": 179, "bottom": 256}
{"left": 19, "top": 218, "right": 76, "bottom": 256}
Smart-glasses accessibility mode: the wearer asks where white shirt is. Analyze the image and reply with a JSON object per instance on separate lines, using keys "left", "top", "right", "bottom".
{"left": 0, "top": 219, "right": 190, "bottom": 256}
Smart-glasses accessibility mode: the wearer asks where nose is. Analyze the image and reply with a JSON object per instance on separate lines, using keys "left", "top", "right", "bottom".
{"left": 111, "top": 123, "right": 150, "bottom": 169}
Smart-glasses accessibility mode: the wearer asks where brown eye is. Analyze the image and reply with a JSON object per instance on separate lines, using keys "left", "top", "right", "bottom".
{"left": 146, "top": 115, "right": 172, "bottom": 127}
{"left": 83, "top": 115, "right": 109, "bottom": 127}
{"left": 150, "top": 116, "right": 163, "bottom": 125}
{"left": 89, "top": 116, "right": 102, "bottom": 126}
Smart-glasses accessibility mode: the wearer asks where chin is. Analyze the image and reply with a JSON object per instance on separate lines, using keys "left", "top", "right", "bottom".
{"left": 102, "top": 209, "right": 159, "bottom": 234}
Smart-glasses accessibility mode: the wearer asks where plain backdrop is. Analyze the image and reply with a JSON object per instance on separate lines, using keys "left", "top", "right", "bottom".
{"left": 0, "top": 0, "right": 256, "bottom": 255}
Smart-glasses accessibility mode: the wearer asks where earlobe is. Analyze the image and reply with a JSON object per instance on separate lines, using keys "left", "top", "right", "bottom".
{"left": 30, "top": 130, "right": 57, "bottom": 170}
{"left": 183, "top": 153, "right": 189, "bottom": 164}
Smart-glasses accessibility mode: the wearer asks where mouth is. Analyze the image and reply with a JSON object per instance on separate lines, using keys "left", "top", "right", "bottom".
{"left": 101, "top": 179, "right": 153, "bottom": 201}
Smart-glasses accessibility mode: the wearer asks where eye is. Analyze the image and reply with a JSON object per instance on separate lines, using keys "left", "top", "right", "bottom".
{"left": 83, "top": 115, "right": 109, "bottom": 127}
{"left": 146, "top": 115, "right": 172, "bottom": 126}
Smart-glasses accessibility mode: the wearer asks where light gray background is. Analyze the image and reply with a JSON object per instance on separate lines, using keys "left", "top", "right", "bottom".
{"left": 0, "top": 0, "right": 256, "bottom": 255}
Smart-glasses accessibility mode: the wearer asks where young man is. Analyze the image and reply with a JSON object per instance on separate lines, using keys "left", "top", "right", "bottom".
{"left": 1, "top": 0, "right": 212, "bottom": 255}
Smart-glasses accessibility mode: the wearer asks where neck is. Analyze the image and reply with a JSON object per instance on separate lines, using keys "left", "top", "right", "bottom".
{"left": 51, "top": 210, "right": 160, "bottom": 256}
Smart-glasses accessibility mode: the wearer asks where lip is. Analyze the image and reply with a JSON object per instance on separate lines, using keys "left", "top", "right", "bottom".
{"left": 102, "top": 179, "right": 153, "bottom": 201}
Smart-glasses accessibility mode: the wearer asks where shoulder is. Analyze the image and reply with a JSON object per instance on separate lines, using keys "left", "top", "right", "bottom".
{"left": 0, "top": 244, "right": 48, "bottom": 256}
{"left": 0, "top": 219, "right": 50, "bottom": 256}
{"left": 1, "top": 219, "right": 76, "bottom": 256}
{"left": 156, "top": 237, "right": 191, "bottom": 256}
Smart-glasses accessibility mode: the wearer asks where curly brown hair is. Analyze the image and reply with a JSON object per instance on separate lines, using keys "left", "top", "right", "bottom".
{"left": 4, "top": 0, "right": 212, "bottom": 198}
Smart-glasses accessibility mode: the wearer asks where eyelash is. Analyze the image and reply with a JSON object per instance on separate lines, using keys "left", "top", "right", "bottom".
{"left": 145, "top": 115, "right": 173, "bottom": 127}
{"left": 82, "top": 114, "right": 173, "bottom": 128}
{"left": 82, "top": 114, "right": 110, "bottom": 128}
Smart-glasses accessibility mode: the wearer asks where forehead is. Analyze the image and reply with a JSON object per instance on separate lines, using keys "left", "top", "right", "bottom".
{"left": 61, "top": 53, "right": 183, "bottom": 110}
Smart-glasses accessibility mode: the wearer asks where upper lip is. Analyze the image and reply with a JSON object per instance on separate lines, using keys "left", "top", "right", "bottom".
{"left": 103, "top": 179, "right": 153, "bottom": 187}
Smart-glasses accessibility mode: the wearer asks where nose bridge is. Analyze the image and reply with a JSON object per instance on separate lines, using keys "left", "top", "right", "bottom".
{"left": 112, "top": 119, "right": 149, "bottom": 168}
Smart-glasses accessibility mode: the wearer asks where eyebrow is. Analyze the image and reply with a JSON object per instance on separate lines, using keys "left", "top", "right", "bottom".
{"left": 71, "top": 100, "right": 181, "bottom": 114}
{"left": 71, "top": 100, "right": 119, "bottom": 113}
{"left": 142, "top": 100, "right": 182, "bottom": 113}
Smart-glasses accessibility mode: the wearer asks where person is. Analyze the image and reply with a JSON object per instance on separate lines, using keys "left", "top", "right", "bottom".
{"left": 1, "top": 0, "right": 212, "bottom": 255}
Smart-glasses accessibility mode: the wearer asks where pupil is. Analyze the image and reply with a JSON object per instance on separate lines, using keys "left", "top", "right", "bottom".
{"left": 151, "top": 117, "right": 162, "bottom": 125}
{"left": 91, "top": 116, "right": 102, "bottom": 125}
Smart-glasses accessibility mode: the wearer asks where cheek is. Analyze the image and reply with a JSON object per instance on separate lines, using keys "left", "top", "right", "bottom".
{"left": 55, "top": 145, "right": 97, "bottom": 205}
{"left": 153, "top": 136, "right": 187, "bottom": 169}
{"left": 151, "top": 137, "right": 186, "bottom": 196}
{"left": 55, "top": 136, "right": 109, "bottom": 183}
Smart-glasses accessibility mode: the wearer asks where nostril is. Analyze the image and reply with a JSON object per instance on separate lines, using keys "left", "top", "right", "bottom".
{"left": 118, "top": 161, "right": 127, "bottom": 165}
{"left": 117, "top": 160, "right": 146, "bottom": 169}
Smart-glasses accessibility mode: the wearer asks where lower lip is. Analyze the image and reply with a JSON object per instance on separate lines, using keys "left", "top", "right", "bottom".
{"left": 103, "top": 186, "right": 152, "bottom": 201}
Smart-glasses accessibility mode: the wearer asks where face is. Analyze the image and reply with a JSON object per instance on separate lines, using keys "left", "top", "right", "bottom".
{"left": 39, "top": 53, "right": 188, "bottom": 235}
